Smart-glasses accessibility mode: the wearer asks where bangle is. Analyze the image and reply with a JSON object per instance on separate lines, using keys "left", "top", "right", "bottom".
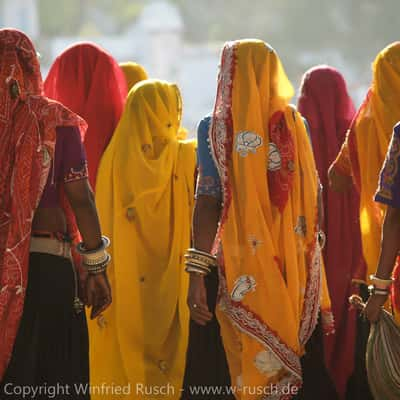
{"left": 184, "top": 248, "right": 217, "bottom": 276}
{"left": 185, "top": 261, "right": 211, "bottom": 274}
{"left": 318, "top": 231, "right": 326, "bottom": 249}
{"left": 369, "top": 274, "right": 393, "bottom": 289}
{"left": 84, "top": 253, "right": 111, "bottom": 274}
{"left": 368, "top": 284, "right": 390, "bottom": 296}
{"left": 76, "top": 236, "right": 110, "bottom": 255}
{"left": 76, "top": 236, "right": 111, "bottom": 271}
{"left": 186, "top": 248, "right": 217, "bottom": 266}
{"left": 77, "top": 236, "right": 111, "bottom": 274}
{"left": 185, "top": 265, "right": 209, "bottom": 276}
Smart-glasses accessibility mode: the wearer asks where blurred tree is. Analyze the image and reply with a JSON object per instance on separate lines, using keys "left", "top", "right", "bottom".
{"left": 38, "top": 0, "right": 83, "bottom": 36}
{"left": 37, "top": 0, "right": 399, "bottom": 82}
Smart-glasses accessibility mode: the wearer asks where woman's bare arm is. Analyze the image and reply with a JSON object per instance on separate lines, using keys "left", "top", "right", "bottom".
{"left": 64, "top": 179, "right": 102, "bottom": 249}
{"left": 187, "top": 195, "right": 221, "bottom": 325}
{"left": 364, "top": 206, "right": 400, "bottom": 322}
{"left": 64, "top": 178, "right": 111, "bottom": 319}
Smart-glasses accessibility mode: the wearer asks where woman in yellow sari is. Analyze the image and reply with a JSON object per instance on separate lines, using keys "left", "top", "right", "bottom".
{"left": 183, "top": 40, "right": 332, "bottom": 400}
{"left": 119, "top": 61, "right": 149, "bottom": 91}
{"left": 329, "top": 42, "right": 400, "bottom": 283}
{"left": 89, "top": 79, "right": 196, "bottom": 399}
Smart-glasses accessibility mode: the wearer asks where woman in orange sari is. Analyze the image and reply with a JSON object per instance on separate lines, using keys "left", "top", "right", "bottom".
{"left": 329, "top": 42, "right": 400, "bottom": 400}
{"left": 329, "top": 42, "right": 400, "bottom": 285}
{"left": 182, "top": 39, "right": 332, "bottom": 400}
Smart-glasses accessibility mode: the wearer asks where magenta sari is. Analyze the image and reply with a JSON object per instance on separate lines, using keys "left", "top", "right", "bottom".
{"left": 298, "top": 66, "right": 365, "bottom": 399}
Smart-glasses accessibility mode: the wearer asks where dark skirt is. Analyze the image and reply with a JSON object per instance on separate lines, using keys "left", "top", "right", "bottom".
{"left": 295, "top": 322, "right": 338, "bottom": 400}
{"left": 181, "top": 269, "right": 339, "bottom": 400}
{"left": 0, "top": 253, "right": 89, "bottom": 400}
{"left": 345, "top": 284, "right": 373, "bottom": 400}
{"left": 181, "top": 269, "right": 234, "bottom": 400}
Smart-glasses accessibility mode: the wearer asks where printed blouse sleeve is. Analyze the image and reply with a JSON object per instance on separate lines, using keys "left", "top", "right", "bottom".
{"left": 195, "top": 116, "right": 222, "bottom": 199}
{"left": 59, "top": 126, "right": 89, "bottom": 183}
{"left": 375, "top": 123, "right": 400, "bottom": 208}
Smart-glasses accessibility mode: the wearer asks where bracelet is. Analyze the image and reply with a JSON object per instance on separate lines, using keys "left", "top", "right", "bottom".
{"left": 186, "top": 248, "right": 217, "bottom": 266}
{"left": 184, "top": 248, "right": 217, "bottom": 276}
{"left": 369, "top": 274, "right": 393, "bottom": 289}
{"left": 77, "top": 236, "right": 111, "bottom": 269}
{"left": 185, "top": 261, "right": 211, "bottom": 274}
{"left": 368, "top": 284, "right": 390, "bottom": 296}
{"left": 76, "top": 236, "right": 110, "bottom": 256}
{"left": 85, "top": 254, "right": 111, "bottom": 275}
{"left": 184, "top": 256, "right": 212, "bottom": 270}
{"left": 185, "top": 266, "right": 208, "bottom": 276}
{"left": 318, "top": 231, "right": 326, "bottom": 249}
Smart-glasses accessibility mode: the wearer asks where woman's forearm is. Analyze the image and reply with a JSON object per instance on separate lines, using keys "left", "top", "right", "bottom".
{"left": 192, "top": 195, "right": 221, "bottom": 252}
{"left": 64, "top": 179, "right": 102, "bottom": 250}
{"left": 375, "top": 206, "right": 400, "bottom": 279}
{"left": 72, "top": 201, "right": 102, "bottom": 250}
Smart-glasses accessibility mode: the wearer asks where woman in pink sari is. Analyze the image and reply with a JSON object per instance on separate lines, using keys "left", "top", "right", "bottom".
{"left": 298, "top": 66, "right": 365, "bottom": 399}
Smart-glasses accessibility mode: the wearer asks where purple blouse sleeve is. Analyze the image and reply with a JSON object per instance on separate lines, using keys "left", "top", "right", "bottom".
{"left": 375, "top": 123, "right": 400, "bottom": 208}
{"left": 58, "top": 126, "right": 88, "bottom": 183}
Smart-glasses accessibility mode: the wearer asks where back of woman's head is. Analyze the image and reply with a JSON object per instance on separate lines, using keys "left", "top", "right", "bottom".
{"left": 0, "top": 29, "right": 42, "bottom": 99}
{"left": 119, "top": 62, "right": 148, "bottom": 92}
{"left": 373, "top": 42, "right": 400, "bottom": 102}
{"left": 44, "top": 42, "right": 126, "bottom": 119}
{"left": 298, "top": 65, "right": 354, "bottom": 135}
{"left": 44, "top": 42, "right": 127, "bottom": 188}
{"left": 118, "top": 79, "right": 182, "bottom": 157}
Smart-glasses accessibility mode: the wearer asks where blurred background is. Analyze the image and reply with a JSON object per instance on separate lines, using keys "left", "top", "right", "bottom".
{"left": 0, "top": 0, "right": 399, "bottom": 134}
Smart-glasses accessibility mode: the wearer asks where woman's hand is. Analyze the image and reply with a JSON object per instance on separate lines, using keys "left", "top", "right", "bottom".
{"left": 364, "top": 293, "right": 387, "bottom": 323}
{"left": 86, "top": 272, "right": 112, "bottom": 319}
{"left": 328, "top": 165, "right": 352, "bottom": 193}
{"left": 187, "top": 274, "right": 213, "bottom": 326}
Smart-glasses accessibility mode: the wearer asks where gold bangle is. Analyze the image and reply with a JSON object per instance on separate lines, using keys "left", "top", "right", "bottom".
{"left": 185, "top": 265, "right": 208, "bottom": 276}
{"left": 184, "top": 256, "right": 212, "bottom": 269}
{"left": 185, "top": 261, "right": 211, "bottom": 274}
{"left": 187, "top": 248, "right": 217, "bottom": 264}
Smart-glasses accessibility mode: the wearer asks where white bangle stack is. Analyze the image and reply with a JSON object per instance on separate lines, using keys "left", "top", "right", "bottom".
{"left": 76, "top": 236, "right": 111, "bottom": 274}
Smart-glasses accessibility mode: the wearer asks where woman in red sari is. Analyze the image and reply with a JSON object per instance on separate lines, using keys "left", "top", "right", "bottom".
{"left": 44, "top": 42, "right": 127, "bottom": 190}
{"left": 298, "top": 65, "right": 365, "bottom": 399}
{"left": 0, "top": 29, "right": 112, "bottom": 399}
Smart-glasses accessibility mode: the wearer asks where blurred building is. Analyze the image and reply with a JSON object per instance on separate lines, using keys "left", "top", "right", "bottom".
{"left": 1, "top": 0, "right": 39, "bottom": 38}
{"left": 48, "top": 1, "right": 220, "bottom": 133}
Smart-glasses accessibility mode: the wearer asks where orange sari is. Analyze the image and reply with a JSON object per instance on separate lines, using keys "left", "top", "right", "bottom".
{"left": 209, "top": 40, "right": 331, "bottom": 399}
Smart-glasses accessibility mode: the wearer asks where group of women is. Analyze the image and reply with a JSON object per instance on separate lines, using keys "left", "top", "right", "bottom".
{"left": 0, "top": 27, "right": 399, "bottom": 400}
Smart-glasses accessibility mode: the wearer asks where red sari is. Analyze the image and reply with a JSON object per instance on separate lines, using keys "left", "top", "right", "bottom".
{"left": 0, "top": 29, "right": 86, "bottom": 380}
{"left": 298, "top": 66, "right": 364, "bottom": 399}
{"left": 44, "top": 43, "right": 127, "bottom": 190}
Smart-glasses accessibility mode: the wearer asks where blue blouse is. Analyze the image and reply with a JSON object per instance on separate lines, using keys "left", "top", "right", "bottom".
{"left": 375, "top": 122, "right": 400, "bottom": 208}
{"left": 195, "top": 115, "right": 222, "bottom": 199}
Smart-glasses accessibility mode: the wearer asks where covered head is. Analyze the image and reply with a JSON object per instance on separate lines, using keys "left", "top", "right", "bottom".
{"left": 119, "top": 61, "right": 149, "bottom": 91}
{"left": 44, "top": 42, "right": 127, "bottom": 189}
{"left": 298, "top": 65, "right": 355, "bottom": 183}
{"left": 0, "top": 29, "right": 42, "bottom": 108}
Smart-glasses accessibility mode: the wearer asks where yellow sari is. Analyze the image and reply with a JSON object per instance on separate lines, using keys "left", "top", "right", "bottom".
{"left": 331, "top": 42, "right": 400, "bottom": 281}
{"left": 89, "top": 79, "right": 196, "bottom": 399}
{"left": 209, "top": 40, "right": 329, "bottom": 398}
{"left": 119, "top": 61, "right": 148, "bottom": 91}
